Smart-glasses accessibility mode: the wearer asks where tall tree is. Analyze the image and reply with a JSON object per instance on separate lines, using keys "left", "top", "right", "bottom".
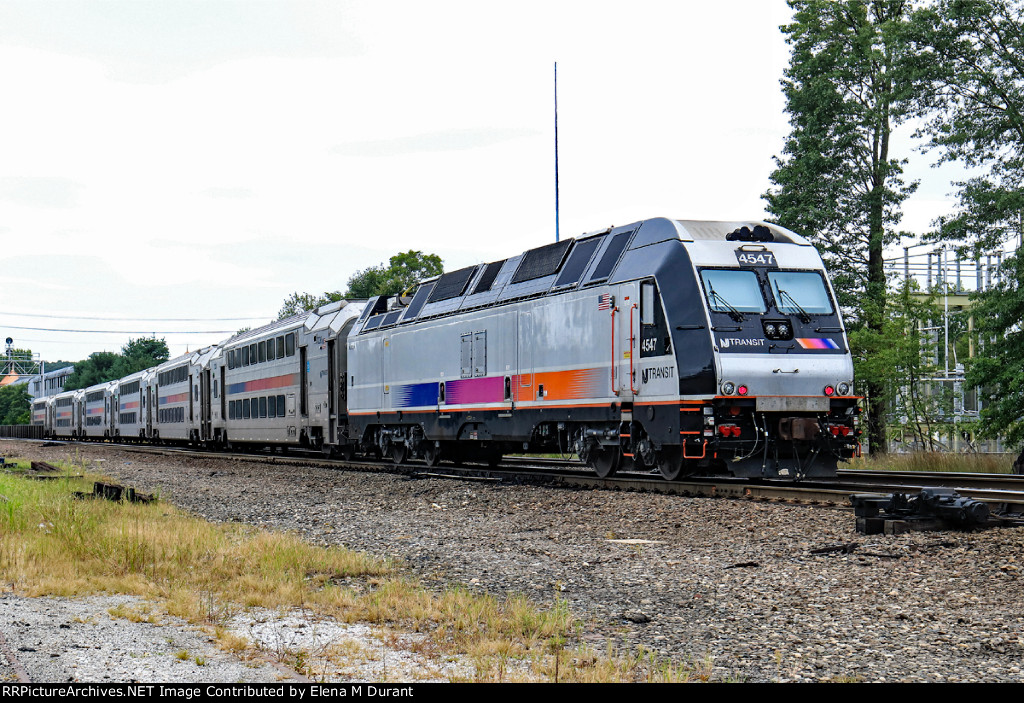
{"left": 965, "top": 252, "right": 1024, "bottom": 455}
{"left": 277, "top": 292, "right": 344, "bottom": 320}
{"left": 63, "top": 338, "right": 170, "bottom": 391}
{"left": 345, "top": 250, "right": 443, "bottom": 299}
{"left": 114, "top": 337, "right": 170, "bottom": 377}
{"left": 276, "top": 251, "right": 444, "bottom": 320}
{"left": 764, "top": 0, "right": 920, "bottom": 454}
{"left": 0, "top": 384, "right": 30, "bottom": 424}
{"left": 909, "top": 0, "right": 1024, "bottom": 255}
{"left": 908, "top": 0, "right": 1024, "bottom": 466}
{"left": 62, "top": 351, "right": 120, "bottom": 391}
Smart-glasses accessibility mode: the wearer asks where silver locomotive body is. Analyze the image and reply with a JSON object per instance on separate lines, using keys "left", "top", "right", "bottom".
{"left": 347, "top": 217, "right": 859, "bottom": 479}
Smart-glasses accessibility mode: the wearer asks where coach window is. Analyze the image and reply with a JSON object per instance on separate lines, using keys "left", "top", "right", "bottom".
{"left": 259, "top": 396, "right": 268, "bottom": 418}
{"left": 259, "top": 341, "right": 267, "bottom": 363}
{"left": 285, "top": 333, "right": 295, "bottom": 357}
{"left": 267, "top": 340, "right": 277, "bottom": 361}
{"left": 242, "top": 346, "right": 250, "bottom": 366}
{"left": 268, "top": 397, "right": 277, "bottom": 418}
{"left": 243, "top": 398, "right": 251, "bottom": 419}
{"left": 249, "top": 343, "right": 257, "bottom": 364}
{"left": 276, "top": 336, "right": 285, "bottom": 359}
{"left": 277, "top": 395, "right": 286, "bottom": 417}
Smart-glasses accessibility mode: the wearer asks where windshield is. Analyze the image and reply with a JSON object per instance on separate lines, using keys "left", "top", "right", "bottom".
{"left": 767, "top": 271, "right": 834, "bottom": 315}
{"left": 700, "top": 269, "right": 766, "bottom": 313}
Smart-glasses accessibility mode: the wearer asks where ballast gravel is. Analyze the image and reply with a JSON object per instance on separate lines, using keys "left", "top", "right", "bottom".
{"left": 3, "top": 440, "right": 1024, "bottom": 683}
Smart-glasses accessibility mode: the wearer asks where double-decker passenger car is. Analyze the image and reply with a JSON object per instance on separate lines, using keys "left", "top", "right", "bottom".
{"left": 81, "top": 381, "right": 117, "bottom": 439}
{"left": 114, "top": 370, "right": 151, "bottom": 441}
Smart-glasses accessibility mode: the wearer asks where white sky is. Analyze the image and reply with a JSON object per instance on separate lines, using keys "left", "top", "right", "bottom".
{"left": 0, "top": 0, "right": 966, "bottom": 364}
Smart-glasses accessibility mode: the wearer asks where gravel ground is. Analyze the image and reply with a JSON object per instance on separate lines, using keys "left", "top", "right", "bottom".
{"left": 0, "top": 594, "right": 292, "bottom": 683}
{"left": 3, "top": 439, "right": 1024, "bottom": 683}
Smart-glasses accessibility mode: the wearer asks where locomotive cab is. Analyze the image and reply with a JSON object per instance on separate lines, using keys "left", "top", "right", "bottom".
{"left": 644, "top": 221, "right": 860, "bottom": 479}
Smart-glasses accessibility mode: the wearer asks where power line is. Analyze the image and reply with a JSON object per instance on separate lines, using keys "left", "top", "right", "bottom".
{"left": 0, "top": 325, "right": 236, "bottom": 335}
{"left": 0, "top": 310, "right": 265, "bottom": 323}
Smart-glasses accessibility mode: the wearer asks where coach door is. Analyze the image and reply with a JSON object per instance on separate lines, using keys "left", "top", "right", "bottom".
{"left": 202, "top": 369, "right": 212, "bottom": 441}
{"left": 299, "top": 345, "right": 308, "bottom": 418}
{"left": 326, "top": 339, "right": 336, "bottom": 444}
{"left": 220, "top": 366, "right": 227, "bottom": 428}
{"left": 145, "top": 386, "right": 152, "bottom": 437}
{"left": 614, "top": 282, "right": 639, "bottom": 399}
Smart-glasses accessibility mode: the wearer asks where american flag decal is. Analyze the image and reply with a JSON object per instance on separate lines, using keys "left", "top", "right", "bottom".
{"left": 597, "top": 293, "right": 612, "bottom": 311}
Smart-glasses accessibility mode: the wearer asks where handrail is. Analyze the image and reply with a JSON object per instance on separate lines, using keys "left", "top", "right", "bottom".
{"left": 610, "top": 304, "right": 618, "bottom": 395}
{"left": 629, "top": 303, "right": 638, "bottom": 395}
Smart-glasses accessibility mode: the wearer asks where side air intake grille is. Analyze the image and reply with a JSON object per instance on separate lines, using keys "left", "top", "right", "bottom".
{"left": 587, "top": 231, "right": 633, "bottom": 283}
{"left": 510, "top": 240, "right": 572, "bottom": 284}
{"left": 471, "top": 260, "right": 505, "bottom": 295}
{"left": 427, "top": 266, "right": 477, "bottom": 303}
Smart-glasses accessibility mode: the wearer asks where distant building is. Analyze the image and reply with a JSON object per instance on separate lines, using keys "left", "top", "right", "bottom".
{"left": 1, "top": 373, "right": 29, "bottom": 389}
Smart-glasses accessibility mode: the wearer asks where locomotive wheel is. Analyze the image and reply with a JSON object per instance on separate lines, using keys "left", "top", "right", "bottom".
{"left": 657, "top": 446, "right": 688, "bottom": 481}
{"left": 589, "top": 448, "right": 620, "bottom": 479}
{"left": 422, "top": 443, "right": 441, "bottom": 467}
{"left": 391, "top": 444, "right": 408, "bottom": 465}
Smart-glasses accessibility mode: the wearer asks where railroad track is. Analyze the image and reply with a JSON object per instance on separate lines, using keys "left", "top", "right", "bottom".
{"left": 12, "top": 438, "right": 1024, "bottom": 516}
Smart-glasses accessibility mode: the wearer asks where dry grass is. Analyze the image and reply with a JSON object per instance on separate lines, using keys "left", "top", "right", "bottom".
{"left": 0, "top": 456, "right": 711, "bottom": 683}
{"left": 848, "top": 451, "right": 1016, "bottom": 474}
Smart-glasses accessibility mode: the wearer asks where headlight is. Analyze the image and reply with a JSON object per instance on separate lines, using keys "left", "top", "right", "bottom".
{"left": 837, "top": 382, "right": 851, "bottom": 396}
{"left": 721, "top": 381, "right": 736, "bottom": 396}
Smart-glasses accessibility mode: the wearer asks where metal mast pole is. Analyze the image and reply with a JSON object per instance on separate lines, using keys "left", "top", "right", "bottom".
{"left": 554, "top": 61, "right": 560, "bottom": 243}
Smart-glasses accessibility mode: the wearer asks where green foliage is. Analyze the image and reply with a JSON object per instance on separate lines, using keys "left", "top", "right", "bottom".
{"left": 120, "top": 338, "right": 170, "bottom": 366}
{"left": 764, "top": 0, "right": 921, "bottom": 453}
{"left": 966, "top": 254, "right": 1024, "bottom": 448}
{"left": 904, "top": 0, "right": 1024, "bottom": 452}
{"left": 765, "top": 0, "right": 919, "bottom": 323}
{"left": 64, "top": 338, "right": 170, "bottom": 391}
{"left": 62, "top": 352, "right": 120, "bottom": 391}
{"left": 869, "top": 283, "right": 968, "bottom": 450}
{"left": 0, "top": 384, "right": 30, "bottom": 424}
{"left": 277, "top": 291, "right": 344, "bottom": 321}
{"left": 345, "top": 250, "right": 443, "bottom": 299}
{"left": 276, "top": 251, "right": 443, "bottom": 320}
{"left": 907, "top": 0, "right": 1024, "bottom": 255}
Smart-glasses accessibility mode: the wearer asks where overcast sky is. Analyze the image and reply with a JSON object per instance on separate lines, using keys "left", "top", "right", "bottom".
{"left": 0, "top": 0, "right": 966, "bottom": 365}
